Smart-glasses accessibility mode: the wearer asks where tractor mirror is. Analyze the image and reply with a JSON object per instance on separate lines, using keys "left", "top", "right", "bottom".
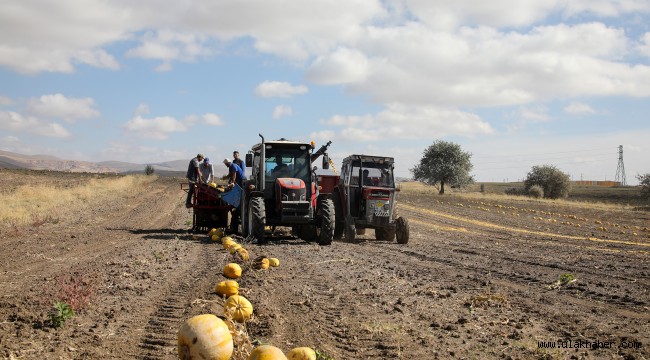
{"left": 245, "top": 153, "right": 252, "bottom": 167}
{"left": 322, "top": 155, "right": 330, "bottom": 170}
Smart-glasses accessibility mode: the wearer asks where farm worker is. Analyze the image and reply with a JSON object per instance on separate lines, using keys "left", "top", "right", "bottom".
{"left": 362, "top": 169, "right": 372, "bottom": 186}
{"left": 233, "top": 151, "right": 245, "bottom": 176}
{"left": 185, "top": 153, "right": 204, "bottom": 208}
{"left": 271, "top": 154, "right": 290, "bottom": 177}
{"left": 223, "top": 158, "right": 247, "bottom": 189}
{"left": 200, "top": 157, "right": 214, "bottom": 184}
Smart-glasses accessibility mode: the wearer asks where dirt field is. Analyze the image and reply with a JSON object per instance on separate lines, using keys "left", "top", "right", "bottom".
{"left": 1, "top": 171, "right": 648, "bottom": 359}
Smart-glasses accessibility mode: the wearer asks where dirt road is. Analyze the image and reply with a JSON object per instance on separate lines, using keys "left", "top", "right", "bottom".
{"left": 1, "top": 175, "right": 648, "bottom": 359}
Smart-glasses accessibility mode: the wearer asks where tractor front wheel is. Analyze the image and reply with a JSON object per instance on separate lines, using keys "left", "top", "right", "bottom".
{"left": 248, "top": 197, "right": 266, "bottom": 243}
{"left": 396, "top": 216, "right": 409, "bottom": 244}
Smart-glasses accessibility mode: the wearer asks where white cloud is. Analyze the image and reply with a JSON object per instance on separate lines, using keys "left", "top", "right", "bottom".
{"left": 564, "top": 102, "right": 596, "bottom": 115}
{"left": 320, "top": 103, "right": 494, "bottom": 142}
{"left": 202, "top": 113, "right": 224, "bottom": 126}
{"left": 125, "top": 30, "right": 213, "bottom": 71}
{"left": 0, "top": 0, "right": 127, "bottom": 74}
{"left": 183, "top": 113, "right": 224, "bottom": 126}
{"left": 134, "top": 103, "right": 150, "bottom": 116}
{"left": 519, "top": 106, "right": 550, "bottom": 122}
{"left": 272, "top": 105, "right": 293, "bottom": 119}
{"left": 254, "top": 81, "right": 308, "bottom": 98}
{"left": 638, "top": 32, "right": 650, "bottom": 58}
{"left": 28, "top": 94, "right": 100, "bottom": 122}
{"left": 0, "top": 95, "right": 14, "bottom": 106}
{"left": 307, "top": 47, "right": 369, "bottom": 85}
{"left": 123, "top": 115, "right": 187, "bottom": 139}
{"left": 0, "top": 111, "right": 71, "bottom": 138}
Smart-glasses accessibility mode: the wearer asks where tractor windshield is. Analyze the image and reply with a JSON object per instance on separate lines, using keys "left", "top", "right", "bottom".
{"left": 264, "top": 147, "right": 311, "bottom": 184}
{"left": 350, "top": 162, "right": 394, "bottom": 188}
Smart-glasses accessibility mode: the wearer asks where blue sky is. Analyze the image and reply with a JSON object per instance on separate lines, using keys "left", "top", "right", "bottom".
{"left": 1, "top": 0, "right": 649, "bottom": 184}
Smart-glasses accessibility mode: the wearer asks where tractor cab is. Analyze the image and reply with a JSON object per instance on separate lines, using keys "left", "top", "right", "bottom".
{"left": 333, "top": 154, "right": 409, "bottom": 243}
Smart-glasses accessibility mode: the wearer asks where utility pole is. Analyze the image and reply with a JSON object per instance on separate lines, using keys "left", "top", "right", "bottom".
{"left": 615, "top": 145, "right": 626, "bottom": 186}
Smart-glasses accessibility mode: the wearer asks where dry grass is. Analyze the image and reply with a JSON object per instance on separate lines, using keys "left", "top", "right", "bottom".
{"left": 0, "top": 174, "right": 156, "bottom": 229}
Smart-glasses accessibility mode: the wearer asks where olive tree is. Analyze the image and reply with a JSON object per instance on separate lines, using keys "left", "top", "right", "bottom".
{"left": 410, "top": 140, "right": 474, "bottom": 194}
{"left": 637, "top": 173, "right": 650, "bottom": 200}
{"left": 524, "top": 165, "right": 571, "bottom": 199}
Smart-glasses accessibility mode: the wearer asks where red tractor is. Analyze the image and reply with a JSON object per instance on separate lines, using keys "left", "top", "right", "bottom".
{"left": 240, "top": 134, "right": 335, "bottom": 245}
{"left": 328, "top": 154, "right": 409, "bottom": 243}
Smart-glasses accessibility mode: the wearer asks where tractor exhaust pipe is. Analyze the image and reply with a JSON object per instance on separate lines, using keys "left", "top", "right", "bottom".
{"left": 259, "top": 133, "right": 265, "bottom": 191}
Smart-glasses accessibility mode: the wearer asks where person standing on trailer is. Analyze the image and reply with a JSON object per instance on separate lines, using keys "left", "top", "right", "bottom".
{"left": 199, "top": 157, "right": 214, "bottom": 184}
{"left": 185, "top": 153, "right": 205, "bottom": 208}
{"left": 233, "top": 150, "right": 245, "bottom": 176}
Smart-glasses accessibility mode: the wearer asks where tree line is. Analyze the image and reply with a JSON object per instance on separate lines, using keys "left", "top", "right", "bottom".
{"left": 410, "top": 140, "right": 650, "bottom": 201}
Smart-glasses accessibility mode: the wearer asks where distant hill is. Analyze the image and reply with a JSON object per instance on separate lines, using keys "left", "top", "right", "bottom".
{"left": 0, "top": 150, "right": 188, "bottom": 174}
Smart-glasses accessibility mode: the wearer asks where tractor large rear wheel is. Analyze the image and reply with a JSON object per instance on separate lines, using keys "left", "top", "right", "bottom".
{"left": 248, "top": 197, "right": 266, "bottom": 243}
{"left": 318, "top": 198, "right": 335, "bottom": 245}
{"left": 396, "top": 216, "right": 409, "bottom": 244}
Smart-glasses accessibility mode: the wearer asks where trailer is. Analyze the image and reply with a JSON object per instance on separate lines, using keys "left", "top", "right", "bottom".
{"left": 181, "top": 182, "right": 236, "bottom": 233}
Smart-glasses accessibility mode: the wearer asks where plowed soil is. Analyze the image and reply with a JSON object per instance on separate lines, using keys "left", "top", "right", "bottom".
{"left": 1, "top": 173, "right": 649, "bottom": 359}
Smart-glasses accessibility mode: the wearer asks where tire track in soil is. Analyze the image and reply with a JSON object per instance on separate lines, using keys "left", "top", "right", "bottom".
{"left": 401, "top": 206, "right": 650, "bottom": 281}
{"left": 0, "top": 179, "right": 182, "bottom": 284}
{"left": 137, "top": 241, "right": 221, "bottom": 360}
{"left": 257, "top": 244, "right": 404, "bottom": 359}
{"left": 373, "top": 215, "right": 648, "bottom": 308}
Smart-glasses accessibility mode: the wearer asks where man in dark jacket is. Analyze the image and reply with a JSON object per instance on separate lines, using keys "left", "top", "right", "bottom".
{"left": 185, "top": 153, "right": 204, "bottom": 207}
{"left": 233, "top": 151, "right": 245, "bottom": 176}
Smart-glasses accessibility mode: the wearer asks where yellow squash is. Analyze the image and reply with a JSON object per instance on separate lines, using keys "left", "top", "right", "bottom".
{"left": 223, "top": 263, "right": 242, "bottom": 279}
{"left": 268, "top": 258, "right": 280, "bottom": 267}
{"left": 286, "top": 347, "right": 316, "bottom": 360}
{"left": 248, "top": 344, "right": 287, "bottom": 360}
{"left": 178, "top": 314, "right": 233, "bottom": 360}
{"left": 224, "top": 295, "right": 253, "bottom": 322}
{"left": 215, "top": 280, "right": 239, "bottom": 297}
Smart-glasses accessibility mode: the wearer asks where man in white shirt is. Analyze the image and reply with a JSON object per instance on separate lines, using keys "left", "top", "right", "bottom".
{"left": 199, "top": 157, "right": 214, "bottom": 184}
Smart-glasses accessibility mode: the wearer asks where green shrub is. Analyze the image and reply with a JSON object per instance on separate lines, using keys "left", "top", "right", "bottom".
{"left": 528, "top": 185, "right": 544, "bottom": 199}
{"left": 504, "top": 187, "right": 526, "bottom": 196}
{"left": 144, "top": 164, "right": 155, "bottom": 175}
{"left": 637, "top": 173, "right": 650, "bottom": 200}
{"left": 524, "top": 165, "right": 571, "bottom": 199}
{"left": 50, "top": 301, "right": 74, "bottom": 328}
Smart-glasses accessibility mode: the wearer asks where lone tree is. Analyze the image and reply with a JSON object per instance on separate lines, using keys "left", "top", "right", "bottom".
{"left": 410, "top": 140, "right": 474, "bottom": 194}
{"left": 144, "top": 164, "right": 155, "bottom": 175}
{"left": 524, "top": 165, "right": 571, "bottom": 199}
{"left": 637, "top": 173, "right": 650, "bottom": 200}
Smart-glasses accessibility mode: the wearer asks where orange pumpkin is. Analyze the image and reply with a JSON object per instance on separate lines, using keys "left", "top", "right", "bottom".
{"left": 223, "top": 263, "right": 242, "bottom": 279}
{"left": 215, "top": 280, "right": 239, "bottom": 297}
{"left": 286, "top": 347, "right": 316, "bottom": 360}
{"left": 248, "top": 344, "right": 287, "bottom": 360}
{"left": 224, "top": 295, "right": 253, "bottom": 322}
{"left": 268, "top": 258, "right": 280, "bottom": 267}
{"left": 178, "top": 314, "right": 233, "bottom": 360}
